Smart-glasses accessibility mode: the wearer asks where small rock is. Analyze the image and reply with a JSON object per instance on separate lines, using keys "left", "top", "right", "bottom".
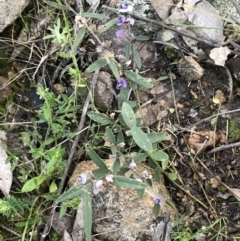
{"left": 179, "top": 56, "right": 204, "bottom": 81}
{"left": 0, "top": 0, "right": 30, "bottom": 33}
{"left": 94, "top": 71, "right": 114, "bottom": 111}
{"left": 70, "top": 160, "right": 177, "bottom": 241}
{"left": 0, "top": 76, "right": 11, "bottom": 103}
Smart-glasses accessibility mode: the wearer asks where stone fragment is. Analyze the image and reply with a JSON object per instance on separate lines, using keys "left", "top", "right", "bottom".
{"left": 179, "top": 56, "right": 204, "bottom": 81}
{"left": 0, "top": 0, "right": 30, "bottom": 33}
{"left": 70, "top": 159, "right": 178, "bottom": 241}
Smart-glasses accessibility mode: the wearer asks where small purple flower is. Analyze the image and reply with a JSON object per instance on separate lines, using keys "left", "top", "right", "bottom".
{"left": 129, "top": 159, "right": 136, "bottom": 171}
{"left": 117, "top": 15, "right": 126, "bottom": 26}
{"left": 117, "top": 77, "right": 127, "bottom": 89}
{"left": 142, "top": 170, "right": 149, "bottom": 179}
{"left": 154, "top": 196, "right": 163, "bottom": 206}
{"left": 116, "top": 28, "right": 126, "bottom": 41}
{"left": 125, "top": 17, "right": 135, "bottom": 25}
{"left": 78, "top": 173, "right": 87, "bottom": 184}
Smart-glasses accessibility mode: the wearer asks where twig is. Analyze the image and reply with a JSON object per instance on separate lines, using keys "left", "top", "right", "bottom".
{"left": 0, "top": 224, "right": 24, "bottom": 239}
{"left": 176, "top": 108, "right": 240, "bottom": 135}
{"left": 207, "top": 141, "right": 240, "bottom": 154}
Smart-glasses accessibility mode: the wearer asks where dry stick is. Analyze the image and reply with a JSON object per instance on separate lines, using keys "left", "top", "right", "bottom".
{"left": 176, "top": 108, "right": 240, "bottom": 135}
{"left": 207, "top": 141, "right": 240, "bottom": 154}
{"left": 40, "top": 70, "right": 99, "bottom": 241}
{"left": 0, "top": 224, "right": 24, "bottom": 239}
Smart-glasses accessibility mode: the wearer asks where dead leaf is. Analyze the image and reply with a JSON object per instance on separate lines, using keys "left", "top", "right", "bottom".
{"left": 63, "top": 231, "right": 73, "bottom": 241}
{"left": 214, "top": 89, "right": 226, "bottom": 103}
{"left": 0, "top": 131, "right": 12, "bottom": 197}
{"left": 209, "top": 47, "right": 231, "bottom": 66}
{"left": 187, "top": 130, "right": 217, "bottom": 153}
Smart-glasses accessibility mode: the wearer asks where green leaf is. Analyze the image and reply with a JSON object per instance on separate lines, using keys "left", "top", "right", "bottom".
{"left": 150, "top": 150, "right": 169, "bottom": 162}
{"left": 22, "top": 176, "right": 48, "bottom": 192}
{"left": 113, "top": 176, "right": 147, "bottom": 189}
{"left": 211, "top": 117, "right": 217, "bottom": 125}
{"left": 86, "top": 147, "right": 109, "bottom": 172}
{"left": 124, "top": 70, "right": 153, "bottom": 88}
{"left": 82, "top": 12, "right": 109, "bottom": 19}
{"left": 133, "top": 50, "right": 141, "bottom": 69}
{"left": 44, "top": 1, "right": 69, "bottom": 10}
{"left": 157, "top": 76, "right": 169, "bottom": 81}
{"left": 57, "top": 52, "right": 72, "bottom": 58}
{"left": 108, "top": 57, "right": 120, "bottom": 80}
{"left": 133, "top": 153, "right": 148, "bottom": 163}
{"left": 117, "top": 130, "right": 125, "bottom": 144}
{"left": 72, "top": 28, "right": 86, "bottom": 54}
{"left": 161, "top": 160, "right": 168, "bottom": 170}
{"left": 87, "top": 111, "right": 112, "bottom": 125}
{"left": 154, "top": 167, "right": 161, "bottom": 183}
{"left": 103, "top": 17, "right": 118, "bottom": 32}
{"left": 134, "top": 35, "right": 150, "bottom": 41}
{"left": 57, "top": 184, "right": 85, "bottom": 203}
{"left": 147, "top": 133, "right": 166, "bottom": 143}
{"left": 112, "top": 158, "right": 120, "bottom": 174}
{"left": 85, "top": 59, "right": 108, "bottom": 73}
{"left": 83, "top": 192, "right": 92, "bottom": 241}
{"left": 118, "top": 87, "right": 129, "bottom": 109}
{"left": 125, "top": 42, "right": 132, "bottom": 60}
{"left": 166, "top": 172, "right": 177, "bottom": 181}
{"left": 153, "top": 203, "right": 160, "bottom": 216}
{"left": 131, "top": 126, "right": 153, "bottom": 152}
{"left": 121, "top": 102, "right": 136, "bottom": 128}
{"left": 92, "top": 168, "right": 109, "bottom": 179}
{"left": 49, "top": 180, "right": 58, "bottom": 193}
{"left": 136, "top": 188, "right": 145, "bottom": 199}
{"left": 105, "top": 127, "right": 116, "bottom": 144}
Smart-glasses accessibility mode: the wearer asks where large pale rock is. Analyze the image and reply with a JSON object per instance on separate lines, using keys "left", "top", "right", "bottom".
{"left": 0, "top": 0, "right": 30, "bottom": 33}
{"left": 70, "top": 160, "right": 177, "bottom": 241}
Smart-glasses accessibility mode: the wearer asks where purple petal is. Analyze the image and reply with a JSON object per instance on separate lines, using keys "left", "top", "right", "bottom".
{"left": 117, "top": 15, "right": 126, "bottom": 26}
{"left": 78, "top": 173, "right": 87, "bottom": 184}
{"left": 116, "top": 29, "right": 126, "bottom": 41}
{"left": 154, "top": 196, "right": 163, "bottom": 205}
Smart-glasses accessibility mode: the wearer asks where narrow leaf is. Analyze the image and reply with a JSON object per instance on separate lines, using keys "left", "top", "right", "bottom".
{"left": 57, "top": 184, "right": 84, "bottom": 203}
{"left": 133, "top": 50, "right": 141, "bottom": 69}
{"left": 108, "top": 57, "right": 120, "bottom": 80}
{"left": 112, "top": 158, "right": 120, "bottom": 174}
{"left": 44, "top": 1, "right": 69, "bottom": 10}
{"left": 83, "top": 192, "right": 92, "bottom": 241}
{"left": 166, "top": 172, "right": 177, "bottom": 181}
{"left": 124, "top": 70, "right": 153, "bottom": 88}
{"left": 147, "top": 133, "right": 166, "bottom": 143}
{"left": 92, "top": 168, "right": 109, "bottom": 179}
{"left": 103, "top": 17, "right": 118, "bottom": 32}
{"left": 150, "top": 150, "right": 169, "bottom": 162}
{"left": 86, "top": 147, "right": 109, "bottom": 172}
{"left": 72, "top": 28, "right": 86, "bottom": 54}
{"left": 122, "top": 101, "right": 136, "bottom": 128}
{"left": 125, "top": 42, "right": 132, "bottom": 60}
{"left": 113, "top": 176, "right": 146, "bottom": 189}
{"left": 134, "top": 35, "right": 150, "bottom": 41}
{"left": 133, "top": 153, "right": 148, "bottom": 163}
{"left": 153, "top": 203, "right": 160, "bottom": 216}
{"left": 82, "top": 12, "right": 109, "bottom": 19}
{"left": 105, "top": 127, "right": 116, "bottom": 144}
{"left": 154, "top": 167, "right": 161, "bottom": 183}
{"left": 87, "top": 111, "right": 112, "bottom": 125}
{"left": 118, "top": 87, "right": 129, "bottom": 109}
{"left": 85, "top": 59, "right": 107, "bottom": 73}
{"left": 131, "top": 126, "right": 153, "bottom": 152}
{"left": 136, "top": 188, "right": 145, "bottom": 199}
